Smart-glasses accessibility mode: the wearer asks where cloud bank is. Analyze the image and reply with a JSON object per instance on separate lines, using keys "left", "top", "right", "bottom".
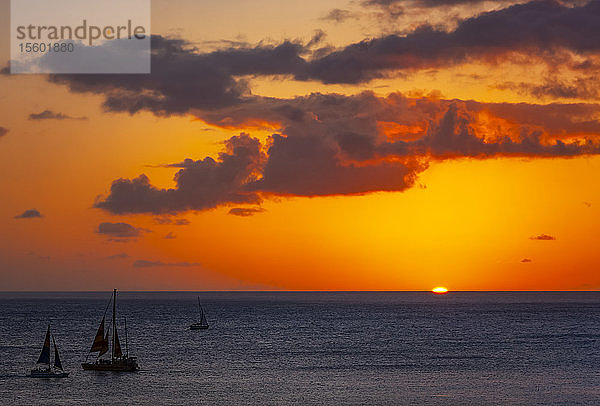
{"left": 38, "top": 1, "right": 600, "bottom": 216}
{"left": 91, "top": 90, "right": 600, "bottom": 214}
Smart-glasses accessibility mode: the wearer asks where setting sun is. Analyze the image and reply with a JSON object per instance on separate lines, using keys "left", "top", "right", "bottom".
{"left": 432, "top": 287, "right": 449, "bottom": 294}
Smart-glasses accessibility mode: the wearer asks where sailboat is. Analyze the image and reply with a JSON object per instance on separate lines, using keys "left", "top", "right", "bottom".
{"left": 81, "top": 289, "right": 139, "bottom": 372}
{"left": 189, "top": 296, "right": 209, "bottom": 330}
{"left": 27, "top": 325, "right": 69, "bottom": 378}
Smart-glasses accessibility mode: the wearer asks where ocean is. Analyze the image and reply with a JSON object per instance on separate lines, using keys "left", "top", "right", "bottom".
{"left": 0, "top": 292, "right": 599, "bottom": 405}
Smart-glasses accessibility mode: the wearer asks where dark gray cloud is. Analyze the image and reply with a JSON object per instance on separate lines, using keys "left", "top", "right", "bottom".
{"left": 0, "top": 127, "right": 8, "bottom": 137}
{"left": 28, "top": 110, "right": 87, "bottom": 120}
{"left": 497, "top": 77, "right": 600, "bottom": 101}
{"left": 228, "top": 207, "right": 266, "bottom": 217}
{"left": 14, "top": 209, "right": 43, "bottom": 219}
{"left": 49, "top": 35, "right": 307, "bottom": 116}
{"left": 321, "top": 8, "right": 357, "bottom": 23}
{"left": 107, "top": 252, "right": 130, "bottom": 260}
{"left": 530, "top": 234, "right": 556, "bottom": 240}
{"left": 96, "top": 222, "right": 149, "bottom": 239}
{"left": 95, "top": 134, "right": 264, "bottom": 214}
{"left": 251, "top": 133, "right": 419, "bottom": 196}
{"left": 363, "top": 0, "right": 516, "bottom": 9}
{"left": 133, "top": 260, "right": 201, "bottom": 268}
{"left": 361, "top": 0, "right": 405, "bottom": 18}
{"left": 163, "top": 232, "right": 177, "bottom": 239}
{"left": 154, "top": 217, "right": 191, "bottom": 225}
{"left": 304, "top": 0, "right": 600, "bottom": 84}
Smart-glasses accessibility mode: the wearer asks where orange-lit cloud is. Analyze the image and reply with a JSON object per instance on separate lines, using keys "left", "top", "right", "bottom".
{"left": 530, "top": 234, "right": 557, "bottom": 241}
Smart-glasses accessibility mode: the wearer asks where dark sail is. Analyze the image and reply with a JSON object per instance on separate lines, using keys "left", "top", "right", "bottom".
{"left": 52, "top": 336, "right": 63, "bottom": 370}
{"left": 200, "top": 307, "right": 207, "bottom": 326}
{"left": 36, "top": 326, "right": 51, "bottom": 365}
{"left": 90, "top": 318, "right": 106, "bottom": 352}
{"left": 114, "top": 328, "right": 123, "bottom": 358}
{"left": 198, "top": 297, "right": 208, "bottom": 326}
{"left": 99, "top": 331, "right": 109, "bottom": 356}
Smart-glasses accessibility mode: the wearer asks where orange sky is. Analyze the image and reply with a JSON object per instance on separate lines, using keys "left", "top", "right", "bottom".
{"left": 1, "top": 0, "right": 600, "bottom": 291}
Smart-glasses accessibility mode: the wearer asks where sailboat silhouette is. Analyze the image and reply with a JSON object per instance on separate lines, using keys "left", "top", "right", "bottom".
{"left": 27, "top": 325, "right": 69, "bottom": 378}
{"left": 190, "top": 296, "right": 209, "bottom": 330}
{"left": 81, "top": 289, "right": 139, "bottom": 372}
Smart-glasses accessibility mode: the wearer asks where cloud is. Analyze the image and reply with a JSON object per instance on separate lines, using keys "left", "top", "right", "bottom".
{"left": 363, "top": 0, "right": 516, "bottom": 9}
{"left": 91, "top": 91, "right": 600, "bottom": 215}
{"left": 96, "top": 222, "right": 149, "bottom": 239}
{"left": 49, "top": 35, "right": 308, "bottom": 116}
{"left": 521, "top": 258, "right": 532, "bottom": 263}
{"left": 228, "top": 207, "right": 266, "bottom": 217}
{"left": 94, "top": 133, "right": 265, "bottom": 214}
{"left": 398, "top": 103, "right": 600, "bottom": 158}
{"left": 154, "top": 217, "right": 191, "bottom": 225}
{"left": 0, "top": 127, "right": 8, "bottom": 137}
{"left": 14, "top": 209, "right": 43, "bottom": 219}
{"left": 251, "top": 133, "right": 420, "bottom": 196}
{"left": 47, "top": 1, "right": 600, "bottom": 116}
{"left": 530, "top": 234, "right": 556, "bottom": 240}
{"left": 28, "top": 109, "right": 87, "bottom": 120}
{"left": 321, "top": 8, "right": 357, "bottom": 23}
{"left": 497, "top": 77, "right": 600, "bottom": 101}
{"left": 302, "top": 0, "right": 600, "bottom": 84}
{"left": 133, "top": 260, "right": 201, "bottom": 268}
{"left": 106, "top": 252, "right": 130, "bottom": 260}
{"left": 163, "top": 232, "right": 177, "bottom": 239}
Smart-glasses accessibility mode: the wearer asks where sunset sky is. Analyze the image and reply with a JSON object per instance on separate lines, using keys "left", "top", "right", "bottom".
{"left": 1, "top": 0, "right": 600, "bottom": 291}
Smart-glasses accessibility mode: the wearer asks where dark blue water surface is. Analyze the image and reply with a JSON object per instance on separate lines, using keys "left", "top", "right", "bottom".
{"left": 0, "top": 292, "right": 599, "bottom": 405}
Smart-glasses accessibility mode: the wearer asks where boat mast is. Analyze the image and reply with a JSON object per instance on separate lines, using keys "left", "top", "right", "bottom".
{"left": 125, "top": 316, "right": 129, "bottom": 358}
{"left": 112, "top": 288, "right": 116, "bottom": 362}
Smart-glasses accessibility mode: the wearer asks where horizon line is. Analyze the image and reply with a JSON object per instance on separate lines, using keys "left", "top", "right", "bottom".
{"left": 1, "top": 290, "right": 599, "bottom": 293}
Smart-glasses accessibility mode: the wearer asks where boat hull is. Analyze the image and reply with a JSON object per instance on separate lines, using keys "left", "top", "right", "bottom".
{"left": 190, "top": 324, "right": 209, "bottom": 330}
{"left": 82, "top": 357, "right": 138, "bottom": 372}
{"left": 27, "top": 370, "right": 69, "bottom": 378}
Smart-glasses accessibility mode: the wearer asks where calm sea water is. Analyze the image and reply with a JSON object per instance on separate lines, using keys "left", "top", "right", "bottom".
{"left": 0, "top": 292, "right": 599, "bottom": 405}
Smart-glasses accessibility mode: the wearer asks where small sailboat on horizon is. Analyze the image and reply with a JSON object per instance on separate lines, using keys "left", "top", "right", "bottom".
{"left": 82, "top": 289, "right": 138, "bottom": 372}
{"left": 190, "top": 296, "right": 209, "bottom": 330}
{"left": 27, "top": 325, "right": 69, "bottom": 378}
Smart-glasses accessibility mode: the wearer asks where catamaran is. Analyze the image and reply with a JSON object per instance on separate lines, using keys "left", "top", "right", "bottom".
{"left": 190, "top": 296, "right": 209, "bottom": 330}
{"left": 82, "top": 289, "right": 139, "bottom": 372}
{"left": 27, "top": 325, "right": 69, "bottom": 378}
